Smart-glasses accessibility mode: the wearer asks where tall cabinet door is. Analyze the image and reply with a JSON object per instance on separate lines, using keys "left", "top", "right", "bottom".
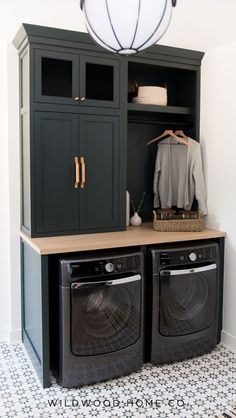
{"left": 34, "top": 112, "right": 79, "bottom": 236}
{"left": 79, "top": 114, "right": 121, "bottom": 231}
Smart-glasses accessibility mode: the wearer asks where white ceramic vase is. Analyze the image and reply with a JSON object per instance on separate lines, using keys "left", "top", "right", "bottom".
{"left": 130, "top": 212, "right": 142, "bottom": 227}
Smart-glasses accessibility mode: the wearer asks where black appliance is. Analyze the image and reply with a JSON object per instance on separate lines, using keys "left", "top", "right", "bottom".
{"left": 149, "top": 243, "right": 220, "bottom": 364}
{"left": 58, "top": 251, "right": 144, "bottom": 387}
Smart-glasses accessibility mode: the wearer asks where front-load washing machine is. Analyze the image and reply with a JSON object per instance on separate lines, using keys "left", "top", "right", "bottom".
{"left": 57, "top": 251, "right": 144, "bottom": 387}
{"left": 149, "top": 243, "right": 220, "bottom": 364}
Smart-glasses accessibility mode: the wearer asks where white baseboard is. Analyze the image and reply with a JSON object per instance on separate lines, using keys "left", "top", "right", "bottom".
{"left": 0, "top": 328, "right": 10, "bottom": 342}
{"left": 10, "top": 329, "right": 22, "bottom": 343}
{"left": 221, "top": 330, "right": 236, "bottom": 353}
{"left": 0, "top": 328, "right": 22, "bottom": 343}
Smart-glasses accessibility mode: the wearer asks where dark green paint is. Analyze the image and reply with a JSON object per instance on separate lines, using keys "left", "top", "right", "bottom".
{"left": 13, "top": 23, "right": 204, "bottom": 65}
{"left": 34, "top": 112, "right": 79, "bottom": 235}
{"left": 79, "top": 114, "right": 120, "bottom": 230}
{"left": 33, "top": 111, "right": 124, "bottom": 236}
{"left": 21, "top": 241, "right": 50, "bottom": 387}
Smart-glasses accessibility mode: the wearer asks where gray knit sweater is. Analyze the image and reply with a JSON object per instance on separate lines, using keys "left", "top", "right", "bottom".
{"left": 153, "top": 137, "right": 208, "bottom": 215}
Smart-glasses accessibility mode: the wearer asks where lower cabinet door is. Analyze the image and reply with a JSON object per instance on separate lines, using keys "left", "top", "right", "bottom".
{"left": 34, "top": 112, "right": 79, "bottom": 235}
{"left": 79, "top": 114, "right": 121, "bottom": 231}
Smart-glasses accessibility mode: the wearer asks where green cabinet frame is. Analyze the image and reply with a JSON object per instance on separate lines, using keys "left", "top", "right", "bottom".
{"left": 21, "top": 241, "right": 50, "bottom": 388}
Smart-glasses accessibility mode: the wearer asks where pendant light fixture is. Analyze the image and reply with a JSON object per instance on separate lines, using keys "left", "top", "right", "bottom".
{"left": 80, "top": 0, "right": 177, "bottom": 55}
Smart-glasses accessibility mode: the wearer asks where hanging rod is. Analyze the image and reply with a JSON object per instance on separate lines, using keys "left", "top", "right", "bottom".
{"left": 128, "top": 119, "right": 193, "bottom": 127}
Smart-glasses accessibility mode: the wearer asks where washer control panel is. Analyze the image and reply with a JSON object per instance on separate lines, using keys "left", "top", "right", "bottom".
{"left": 160, "top": 246, "right": 217, "bottom": 266}
{"left": 70, "top": 255, "right": 140, "bottom": 277}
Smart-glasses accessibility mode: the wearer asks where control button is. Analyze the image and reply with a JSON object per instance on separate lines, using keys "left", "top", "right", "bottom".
{"left": 105, "top": 262, "right": 114, "bottom": 273}
{"left": 189, "top": 252, "right": 197, "bottom": 262}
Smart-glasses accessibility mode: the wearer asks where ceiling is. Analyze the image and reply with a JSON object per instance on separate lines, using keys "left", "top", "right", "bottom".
{"left": 161, "top": 0, "right": 236, "bottom": 51}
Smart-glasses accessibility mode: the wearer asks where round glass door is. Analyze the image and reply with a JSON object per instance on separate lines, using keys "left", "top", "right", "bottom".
{"left": 81, "top": 286, "right": 131, "bottom": 338}
{"left": 71, "top": 278, "right": 141, "bottom": 356}
{"left": 159, "top": 265, "right": 217, "bottom": 336}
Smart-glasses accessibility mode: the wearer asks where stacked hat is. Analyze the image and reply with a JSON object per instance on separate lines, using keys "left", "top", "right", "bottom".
{"left": 132, "top": 85, "right": 167, "bottom": 106}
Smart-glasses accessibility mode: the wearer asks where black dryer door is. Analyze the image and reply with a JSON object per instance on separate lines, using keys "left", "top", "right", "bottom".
{"left": 70, "top": 274, "right": 141, "bottom": 356}
{"left": 159, "top": 263, "right": 218, "bottom": 337}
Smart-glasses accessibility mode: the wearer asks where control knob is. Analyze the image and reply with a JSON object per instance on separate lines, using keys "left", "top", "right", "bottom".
{"left": 105, "top": 262, "right": 114, "bottom": 273}
{"left": 189, "top": 252, "right": 197, "bottom": 262}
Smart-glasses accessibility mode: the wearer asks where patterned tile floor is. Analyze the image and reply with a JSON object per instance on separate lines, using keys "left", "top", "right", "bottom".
{"left": 0, "top": 342, "right": 235, "bottom": 418}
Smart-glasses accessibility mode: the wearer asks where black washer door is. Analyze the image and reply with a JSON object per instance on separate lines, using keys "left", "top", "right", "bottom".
{"left": 159, "top": 264, "right": 217, "bottom": 336}
{"left": 70, "top": 274, "right": 141, "bottom": 356}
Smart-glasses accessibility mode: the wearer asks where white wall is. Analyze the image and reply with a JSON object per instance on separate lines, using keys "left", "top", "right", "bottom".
{"left": 0, "top": 42, "right": 11, "bottom": 340}
{"left": 163, "top": 0, "right": 236, "bottom": 51}
{"left": 201, "top": 42, "right": 236, "bottom": 351}
{"left": 1, "top": 0, "right": 236, "bottom": 348}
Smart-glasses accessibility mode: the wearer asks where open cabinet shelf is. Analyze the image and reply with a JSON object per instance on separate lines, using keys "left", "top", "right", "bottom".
{"left": 127, "top": 103, "right": 193, "bottom": 115}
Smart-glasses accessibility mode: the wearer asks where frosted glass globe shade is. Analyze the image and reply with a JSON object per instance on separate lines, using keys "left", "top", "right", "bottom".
{"left": 80, "top": 0, "right": 177, "bottom": 55}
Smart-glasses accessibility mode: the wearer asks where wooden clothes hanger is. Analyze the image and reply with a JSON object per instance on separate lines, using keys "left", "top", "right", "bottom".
{"left": 146, "top": 129, "right": 190, "bottom": 146}
{"left": 174, "top": 130, "right": 189, "bottom": 140}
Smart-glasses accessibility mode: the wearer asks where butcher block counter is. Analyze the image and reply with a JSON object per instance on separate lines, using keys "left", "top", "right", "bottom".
{"left": 20, "top": 223, "right": 226, "bottom": 255}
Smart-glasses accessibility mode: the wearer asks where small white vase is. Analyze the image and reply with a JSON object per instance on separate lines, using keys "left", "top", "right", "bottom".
{"left": 130, "top": 212, "right": 142, "bottom": 227}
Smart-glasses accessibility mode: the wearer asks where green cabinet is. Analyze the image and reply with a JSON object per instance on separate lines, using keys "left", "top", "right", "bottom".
{"left": 35, "top": 49, "right": 120, "bottom": 108}
{"left": 33, "top": 112, "right": 122, "bottom": 236}
{"left": 14, "top": 24, "right": 203, "bottom": 237}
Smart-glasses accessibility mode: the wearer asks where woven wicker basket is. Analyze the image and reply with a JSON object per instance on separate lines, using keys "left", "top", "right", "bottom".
{"left": 133, "top": 85, "right": 168, "bottom": 106}
{"left": 152, "top": 211, "right": 204, "bottom": 232}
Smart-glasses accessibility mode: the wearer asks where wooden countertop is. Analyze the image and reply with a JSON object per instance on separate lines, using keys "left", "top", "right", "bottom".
{"left": 20, "top": 223, "right": 226, "bottom": 255}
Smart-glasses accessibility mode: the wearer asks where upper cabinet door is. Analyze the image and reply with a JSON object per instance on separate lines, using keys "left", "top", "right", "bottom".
{"left": 35, "top": 50, "right": 120, "bottom": 109}
{"left": 79, "top": 55, "right": 120, "bottom": 108}
{"left": 35, "top": 49, "right": 79, "bottom": 105}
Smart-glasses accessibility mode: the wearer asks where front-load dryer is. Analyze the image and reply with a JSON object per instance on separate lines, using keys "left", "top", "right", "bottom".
{"left": 149, "top": 243, "right": 220, "bottom": 365}
{"left": 57, "top": 251, "right": 144, "bottom": 387}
